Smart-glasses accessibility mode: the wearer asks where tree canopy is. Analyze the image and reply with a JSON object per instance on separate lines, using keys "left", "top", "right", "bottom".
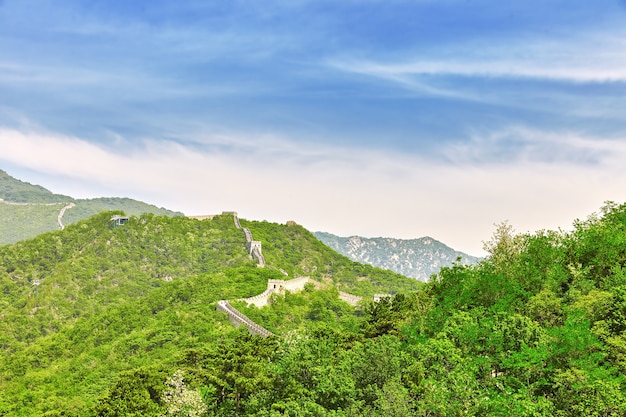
{"left": 3, "top": 202, "right": 626, "bottom": 416}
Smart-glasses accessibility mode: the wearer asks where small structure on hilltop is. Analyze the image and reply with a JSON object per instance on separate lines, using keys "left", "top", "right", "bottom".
{"left": 110, "top": 215, "right": 130, "bottom": 228}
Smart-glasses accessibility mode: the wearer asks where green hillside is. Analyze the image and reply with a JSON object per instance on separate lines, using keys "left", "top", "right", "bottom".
{"left": 242, "top": 219, "right": 420, "bottom": 295}
{"left": 0, "top": 211, "right": 417, "bottom": 416}
{"left": 2, "top": 202, "right": 626, "bottom": 416}
{"left": 0, "top": 202, "right": 68, "bottom": 244}
{"left": 0, "top": 169, "right": 73, "bottom": 203}
{"left": 60, "top": 197, "right": 183, "bottom": 226}
{"left": 0, "top": 169, "right": 182, "bottom": 245}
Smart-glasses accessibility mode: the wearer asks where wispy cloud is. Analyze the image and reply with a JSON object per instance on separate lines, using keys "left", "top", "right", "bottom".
{"left": 330, "top": 28, "right": 626, "bottom": 85}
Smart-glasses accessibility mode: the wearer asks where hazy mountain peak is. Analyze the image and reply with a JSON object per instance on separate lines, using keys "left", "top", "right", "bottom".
{"left": 0, "top": 169, "right": 73, "bottom": 203}
{"left": 314, "top": 232, "right": 480, "bottom": 281}
{"left": 0, "top": 168, "right": 183, "bottom": 245}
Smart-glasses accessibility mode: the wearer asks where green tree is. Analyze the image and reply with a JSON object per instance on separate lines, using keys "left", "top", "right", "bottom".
{"left": 93, "top": 367, "right": 168, "bottom": 417}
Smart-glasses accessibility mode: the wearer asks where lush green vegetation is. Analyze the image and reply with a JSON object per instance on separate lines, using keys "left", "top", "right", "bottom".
{"left": 242, "top": 220, "right": 421, "bottom": 295}
{"left": 3, "top": 202, "right": 626, "bottom": 416}
{"left": 61, "top": 197, "right": 182, "bottom": 226}
{"left": 0, "top": 169, "right": 183, "bottom": 245}
{"left": 0, "top": 203, "right": 67, "bottom": 244}
{"left": 0, "top": 198, "right": 182, "bottom": 246}
{"left": 231, "top": 285, "right": 363, "bottom": 335}
{"left": 0, "top": 211, "right": 416, "bottom": 416}
{"left": 0, "top": 169, "right": 73, "bottom": 203}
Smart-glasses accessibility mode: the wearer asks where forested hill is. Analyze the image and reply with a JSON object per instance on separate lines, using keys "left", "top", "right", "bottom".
{"left": 0, "top": 169, "right": 73, "bottom": 203}
{"left": 0, "top": 211, "right": 418, "bottom": 416}
{"left": 0, "top": 169, "right": 182, "bottom": 244}
{"left": 3, "top": 202, "right": 626, "bottom": 416}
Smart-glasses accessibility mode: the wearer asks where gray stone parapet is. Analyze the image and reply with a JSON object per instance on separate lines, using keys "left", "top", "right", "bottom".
{"left": 247, "top": 240, "right": 261, "bottom": 253}
{"left": 251, "top": 247, "right": 265, "bottom": 267}
{"left": 215, "top": 211, "right": 392, "bottom": 336}
{"left": 216, "top": 300, "right": 273, "bottom": 337}
{"left": 239, "top": 276, "right": 318, "bottom": 308}
{"left": 238, "top": 287, "right": 275, "bottom": 308}
{"left": 338, "top": 292, "right": 363, "bottom": 306}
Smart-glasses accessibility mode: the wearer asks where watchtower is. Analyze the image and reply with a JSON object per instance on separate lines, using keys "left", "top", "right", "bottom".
{"left": 110, "top": 215, "right": 130, "bottom": 228}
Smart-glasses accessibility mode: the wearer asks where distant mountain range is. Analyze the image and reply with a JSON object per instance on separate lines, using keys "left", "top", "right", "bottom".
{"left": 0, "top": 169, "right": 182, "bottom": 245}
{"left": 314, "top": 232, "right": 480, "bottom": 281}
{"left": 1, "top": 167, "right": 477, "bottom": 281}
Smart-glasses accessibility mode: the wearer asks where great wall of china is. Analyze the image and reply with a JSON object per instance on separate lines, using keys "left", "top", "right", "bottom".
{"left": 213, "top": 212, "right": 387, "bottom": 337}
{"left": 0, "top": 199, "right": 75, "bottom": 230}
{"left": 216, "top": 300, "right": 274, "bottom": 337}
{"left": 57, "top": 203, "right": 75, "bottom": 230}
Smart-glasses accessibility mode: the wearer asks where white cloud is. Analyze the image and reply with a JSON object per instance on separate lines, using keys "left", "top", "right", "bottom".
{"left": 330, "top": 28, "right": 626, "bottom": 84}
{"left": 1, "top": 127, "right": 625, "bottom": 256}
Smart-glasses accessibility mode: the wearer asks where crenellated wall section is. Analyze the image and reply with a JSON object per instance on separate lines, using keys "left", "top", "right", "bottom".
{"left": 215, "top": 212, "right": 388, "bottom": 337}
{"left": 216, "top": 300, "right": 273, "bottom": 337}
{"left": 241, "top": 276, "right": 320, "bottom": 308}
{"left": 338, "top": 292, "right": 363, "bottom": 306}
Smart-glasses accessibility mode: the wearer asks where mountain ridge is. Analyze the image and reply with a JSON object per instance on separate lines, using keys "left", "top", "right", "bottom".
{"left": 314, "top": 231, "right": 480, "bottom": 281}
{"left": 0, "top": 209, "right": 419, "bottom": 415}
{"left": 0, "top": 169, "right": 73, "bottom": 203}
{"left": 0, "top": 169, "right": 183, "bottom": 245}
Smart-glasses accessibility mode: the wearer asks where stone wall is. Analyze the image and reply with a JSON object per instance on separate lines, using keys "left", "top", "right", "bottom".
{"left": 251, "top": 246, "right": 265, "bottom": 267}
{"left": 338, "top": 292, "right": 363, "bottom": 306}
{"left": 214, "top": 211, "right": 390, "bottom": 337}
{"left": 241, "top": 227, "right": 264, "bottom": 266}
{"left": 240, "top": 276, "right": 318, "bottom": 308}
{"left": 247, "top": 240, "right": 261, "bottom": 253}
{"left": 216, "top": 300, "right": 273, "bottom": 337}
{"left": 238, "top": 287, "right": 275, "bottom": 308}
{"left": 267, "top": 276, "right": 319, "bottom": 293}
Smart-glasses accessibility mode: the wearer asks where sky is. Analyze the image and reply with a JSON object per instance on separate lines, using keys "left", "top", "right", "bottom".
{"left": 1, "top": 0, "right": 626, "bottom": 255}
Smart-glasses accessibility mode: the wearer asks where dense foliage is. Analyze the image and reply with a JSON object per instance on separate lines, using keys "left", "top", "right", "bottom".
{"left": 242, "top": 220, "right": 421, "bottom": 296}
{"left": 60, "top": 197, "right": 182, "bottom": 226}
{"left": 3, "top": 202, "right": 626, "bottom": 416}
{"left": 0, "top": 211, "right": 416, "bottom": 416}
{"left": 231, "top": 285, "right": 362, "bottom": 335}
{"left": 0, "top": 198, "right": 182, "bottom": 245}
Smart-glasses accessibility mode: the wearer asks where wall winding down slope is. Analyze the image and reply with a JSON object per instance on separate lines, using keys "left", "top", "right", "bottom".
{"left": 215, "top": 212, "right": 384, "bottom": 337}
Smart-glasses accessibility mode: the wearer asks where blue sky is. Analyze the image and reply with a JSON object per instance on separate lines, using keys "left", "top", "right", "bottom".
{"left": 1, "top": 0, "right": 626, "bottom": 255}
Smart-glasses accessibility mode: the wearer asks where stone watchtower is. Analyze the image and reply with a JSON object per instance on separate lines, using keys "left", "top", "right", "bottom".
{"left": 110, "top": 215, "right": 129, "bottom": 228}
